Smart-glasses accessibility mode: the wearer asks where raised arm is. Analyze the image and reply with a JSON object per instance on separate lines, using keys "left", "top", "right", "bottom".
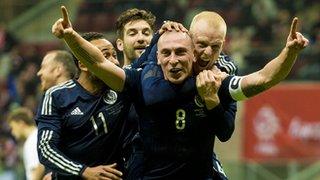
{"left": 52, "top": 6, "right": 125, "bottom": 91}
{"left": 234, "top": 17, "right": 309, "bottom": 99}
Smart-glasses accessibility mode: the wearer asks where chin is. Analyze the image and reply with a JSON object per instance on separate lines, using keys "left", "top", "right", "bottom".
{"left": 194, "top": 65, "right": 206, "bottom": 74}
{"left": 168, "top": 77, "right": 185, "bottom": 85}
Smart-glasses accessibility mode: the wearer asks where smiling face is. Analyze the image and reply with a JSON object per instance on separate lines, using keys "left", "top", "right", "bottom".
{"left": 189, "top": 11, "right": 226, "bottom": 74}
{"left": 90, "top": 38, "right": 119, "bottom": 66}
{"left": 82, "top": 38, "right": 120, "bottom": 85}
{"left": 117, "top": 19, "right": 153, "bottom": 64}
{"left": 37, "top": 53, "right": 61, "bottom": 91}
{"left": 157, "top": 31, "right": 195, "bottom": 84}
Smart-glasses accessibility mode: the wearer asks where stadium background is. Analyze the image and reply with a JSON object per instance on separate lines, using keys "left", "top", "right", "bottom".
{"left": 0, "top": 0, "right": 319, "bottom": 179}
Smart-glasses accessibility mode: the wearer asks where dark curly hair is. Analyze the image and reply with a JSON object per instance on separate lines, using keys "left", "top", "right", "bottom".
{"left": 116, "top": 8, "right": 156, "bottom": 39}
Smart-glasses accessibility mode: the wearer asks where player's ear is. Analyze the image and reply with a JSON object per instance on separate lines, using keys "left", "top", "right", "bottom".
{"left": 53, "top": 63, "right": 63, "bottom": 77}
{"left": 55, "top": 65, "right": 62, "bottom": 76}
{"left": 156, "top": 51, "right": 161, "bottom": 65}
{"left": 116, "top": 38, "right": 124, "bottom": 52}
{"left": 192, "top": 50, "right": 197, "bottom": 63}
{"left": 78, "top": 61, "right": 88, "bottom": 71}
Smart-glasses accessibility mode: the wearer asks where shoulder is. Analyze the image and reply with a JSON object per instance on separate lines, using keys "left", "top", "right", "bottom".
{"left": 44, "top": 80, "right": 77, "bottom": 98}
{"left": 40, "top": 80, "right": 77, "bottom": 115}
{"left": 216, "top": 54, "right": 238, "bottom": 75}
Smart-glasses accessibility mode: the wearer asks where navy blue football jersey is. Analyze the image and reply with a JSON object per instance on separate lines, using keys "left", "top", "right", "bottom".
{"left": 35, "top": 79, "right": 132, "bottom": 178}
{"left": 123, "top": 67, "right": 235, "bottom": 179}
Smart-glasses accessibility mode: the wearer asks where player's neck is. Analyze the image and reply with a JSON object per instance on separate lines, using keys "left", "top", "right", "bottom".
{"left": 123, "top": 56, "right": 133, "bottom": 67}
{"left": 77, "top": 73, "right": 105, "bottom": 95}
{"left": 56, "top": 76, "right": 71, "bottom": 85}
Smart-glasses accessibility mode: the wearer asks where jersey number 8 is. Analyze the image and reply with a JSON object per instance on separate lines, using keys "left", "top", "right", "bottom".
{"left": 175, "top": 109, "right": 186, "bottom": 130}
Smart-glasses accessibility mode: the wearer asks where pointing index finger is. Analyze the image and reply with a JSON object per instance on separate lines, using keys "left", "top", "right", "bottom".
{"left": 61, "top": 6, "right": 70, "bottom": 25}
{"left": 290, "top": 17, "right": 298, "bottom": 39}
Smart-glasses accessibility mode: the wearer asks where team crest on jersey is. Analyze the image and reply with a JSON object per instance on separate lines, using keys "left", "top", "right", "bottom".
{"left": 103, "top": 90, "right": 118, "bottom": 104}
{"left": 194, "top": 95, "right": 205, "bottom": 108}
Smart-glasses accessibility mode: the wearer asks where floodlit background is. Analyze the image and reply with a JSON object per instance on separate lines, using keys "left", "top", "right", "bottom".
{"left": 0, "top": 0, "right": 319, "bottom": 179}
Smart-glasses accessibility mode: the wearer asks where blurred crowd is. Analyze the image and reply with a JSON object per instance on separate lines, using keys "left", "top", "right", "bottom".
{"left": 0, "top": 0, "right": 319, "bottom": 178}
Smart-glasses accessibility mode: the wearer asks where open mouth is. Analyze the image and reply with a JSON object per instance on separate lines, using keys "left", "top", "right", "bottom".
{"left": 198, "top": 59, "right": 210, "bottom": 67}
{"left": 134, "top": 47, "right": 146, "bottom": 55}
{"left": 170, "top": 68, "right": 182, "bottom": 74}
{"left": 134, "top": 46, "right": 146, "bottom": 51}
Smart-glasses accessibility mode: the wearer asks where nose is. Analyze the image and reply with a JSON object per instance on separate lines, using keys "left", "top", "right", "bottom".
{"left": 203, "top": 46, "right": 213, "bottom": 56}
{"left": 37, "top": 70, "right": 41, "bottom": 77}
{"left": 168, "top": 53, "right": 179, "bottom": 66}
{"left": 137, "top": 33, "right": 146, "bottom": 44}
{"left": 109, "top": 56, "right": 120, "bottom": 66}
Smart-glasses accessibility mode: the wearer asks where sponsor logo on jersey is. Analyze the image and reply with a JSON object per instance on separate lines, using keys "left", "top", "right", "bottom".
{"left": 70, "top": 107, "right": 84, "bottom": 115}
{"left": 194, "top": 95, "right": 205, "bottom": 108}
{"left": 104, "top": 90, "right": 117, "bottom": 105}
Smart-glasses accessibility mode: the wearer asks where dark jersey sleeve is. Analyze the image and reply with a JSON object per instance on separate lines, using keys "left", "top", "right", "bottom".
{"left": 35, "top": 93, "right": 86, "bottom": 176}
{"left": 123, "top": 67, "right": 143, "bottom": 99}
{"left": 218, "top": 75, "right": 237, "bottom": 103}
{"left": 129, "top": 32, "right": 161, "bottom": 69}
{"left": 206, "top": 102, "right": 236, "bottom": 142}
{"left": 215, "top": 53, "right": 238, "bottom": 75}
{"left": 204, "top": 75, "right": 237, "bottom": 142}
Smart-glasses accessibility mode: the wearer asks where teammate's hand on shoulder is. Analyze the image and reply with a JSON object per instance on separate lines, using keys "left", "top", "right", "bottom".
{"left": 159, "top": 20, "right": 188, "bottom": 35}
{"left": 286, "top": 17, "right": 309, "bottom": 53}
{"left": 82, "top": 163, "right": 123, "bottom": 180}
{"left": 196, "top": 70, "right": 222, "bottom": 110}
{"left": 52, "top": 6, "right": 74, "bottom": 39}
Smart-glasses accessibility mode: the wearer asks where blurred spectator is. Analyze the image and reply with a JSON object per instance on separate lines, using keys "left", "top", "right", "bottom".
{"left": 7, "top": 107, "right": 45, "bottom": 180}
{"left": 0, "top": 133, "right": 19, "bottom": 180}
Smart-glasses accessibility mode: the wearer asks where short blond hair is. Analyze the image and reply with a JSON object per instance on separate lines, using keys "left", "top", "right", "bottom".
{"left": 189, "top": 11, "right": 227, "bottom": 38}
{"left": 7, "top": 107, "right": 34, "bottom": 125}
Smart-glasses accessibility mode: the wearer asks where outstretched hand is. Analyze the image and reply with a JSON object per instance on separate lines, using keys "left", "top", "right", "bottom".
{"left": 286, "top": 17, "right": 309, "bottom": 53}
{"left": 52, "top": 6, "right": 74, "bottom": 39}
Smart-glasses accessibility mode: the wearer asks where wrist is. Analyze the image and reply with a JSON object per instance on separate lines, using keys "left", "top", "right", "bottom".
{"left": 204, "top": 94, "right": 220, "bottom": 110}
{"left": 208, "top": 103, "right": 224, "bottom": 114}
{"left": 80, "top": 165, "right": 88, "bottom": 177}
{"left": 63, "top": 29, "right": 76, "bottom": 40}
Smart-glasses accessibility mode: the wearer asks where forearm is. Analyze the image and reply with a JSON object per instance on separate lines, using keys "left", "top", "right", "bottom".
{"left": 242, "top": 47, "right": 298, "bottom": 97}
{"left": 63, "top": 30, "right": 125, "bottom": 91}
{"left": 37, "top": 128, "right": 86, "bottom": 176}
